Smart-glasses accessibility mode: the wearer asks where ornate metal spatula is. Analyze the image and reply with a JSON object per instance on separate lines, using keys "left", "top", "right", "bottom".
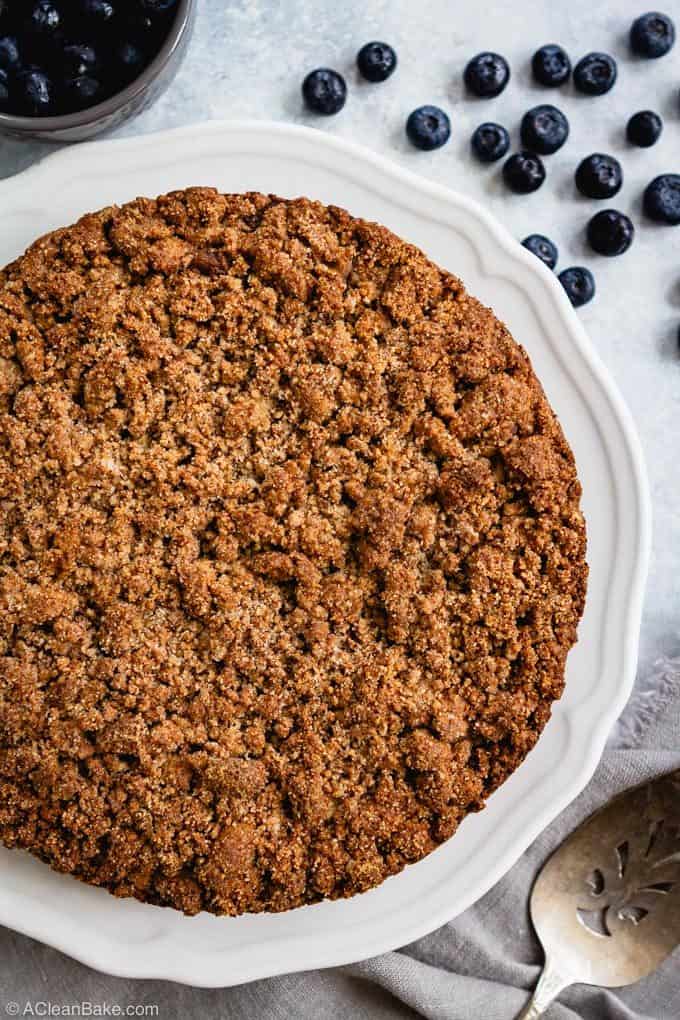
{"left": 518, "top": 769, "right": 680, "bottom": 1018}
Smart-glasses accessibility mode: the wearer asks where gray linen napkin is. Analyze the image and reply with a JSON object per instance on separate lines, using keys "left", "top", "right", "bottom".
{"left": 1, "top": 659, "right": 679, "bottom": 1020}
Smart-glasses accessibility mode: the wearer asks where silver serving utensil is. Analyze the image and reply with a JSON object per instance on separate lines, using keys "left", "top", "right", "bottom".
{"left": 518, "top": 769, "right": 680, "bottom": 1018}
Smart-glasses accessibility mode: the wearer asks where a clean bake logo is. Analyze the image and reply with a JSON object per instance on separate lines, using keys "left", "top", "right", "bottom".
{"left": 4, "top": 1005, "right": 158, "bottom": 1018}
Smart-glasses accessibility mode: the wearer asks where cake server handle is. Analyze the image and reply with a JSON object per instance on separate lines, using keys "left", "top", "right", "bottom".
{"left": 516, "top": 956, "right": 573, "bottom": 1019}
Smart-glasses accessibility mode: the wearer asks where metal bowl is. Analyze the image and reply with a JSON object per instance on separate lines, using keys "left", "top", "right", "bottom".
{"left": 0, "top": 0, "right": 196, "bottom": 143}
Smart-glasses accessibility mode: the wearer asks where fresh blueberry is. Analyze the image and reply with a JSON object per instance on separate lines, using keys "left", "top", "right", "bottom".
{"left": 0, "top": 35, "right": 20, "bottom": 71}
{"left": 13, "top": 67, "right": 53, "bottom": 115}
{"left": 406, "top": 105, "right": 451, "bottom": 150}
{"left": 502, "top": 151, "right": 546, "bottom": 194}
{"left": 522, "top": 234, "right": 558, "bottom": 270}
{"left": 471, "top": 122, "right": 509, "bottom": 162}
{"left": 575, "top": 153, "right": 622, "bottom": 199}
{"left": 627, "top": 109, "right": 663, "bottom": 146}
{"left": 559, "top": 266, "right": 596, "bottom": 307}
{"left": 357, "top": 41, "right": 397, "bottom": 82}
{"left": 464, "top": 51, "right": 510, "bottom": 98}
{"left": 24, "top": 2, "right": 61, "bottom": 37}
{"left": 531, "top": 44, "right": 571, "bottom": 86}
{"left": 140, "top": 0, "right": 178, "bottom": 12}
{"left": 587, "top": 209, "right": 635, "bottom": 256}
{"left": 113, "top": 40, "right": 145, "bottom": 82}
{"left": 120, "top": 11, "right": 164, "bottom": 48}
{"left": 630, "top": 11, "right": 675, "bottom": 58}
{"left": 61, "top": 74, "right": 102, "bottom": 111}
{"left": 0, "top": 66, "right": 9, "bottom": 109}
{"left": 573, "top": 52, "right": 617, "bottom": 95}
{"left": 302, "top": 68, "right": 346, "bottom": 115}
{"left": 79, "top": 0, "right": 116, "bottom": 26}
{"left": 60, "top": 42, "right": 98, "bottom": 78}
{"left": 520, "top": 104, "right": 569, "bottom": 155}
{"left": 643, "top": 174, "right": 680, "bottom": 224}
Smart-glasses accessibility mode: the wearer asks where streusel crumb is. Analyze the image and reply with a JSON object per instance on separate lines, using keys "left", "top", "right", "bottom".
{"left": 0, "top": 189, "right": 587, "bottom": 915}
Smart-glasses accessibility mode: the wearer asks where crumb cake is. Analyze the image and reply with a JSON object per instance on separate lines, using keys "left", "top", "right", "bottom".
{"left": 0, "top": 188, "right": 587, "bottom": 916}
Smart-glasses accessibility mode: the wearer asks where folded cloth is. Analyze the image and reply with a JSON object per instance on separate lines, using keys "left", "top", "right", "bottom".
{"left": 1, "top": 660, "right": 679, "bottom": 1020}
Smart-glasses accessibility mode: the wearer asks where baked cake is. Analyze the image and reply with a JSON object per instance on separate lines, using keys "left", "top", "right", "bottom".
{"left": 0, "top": 188, "right": 587, "bottom": 915}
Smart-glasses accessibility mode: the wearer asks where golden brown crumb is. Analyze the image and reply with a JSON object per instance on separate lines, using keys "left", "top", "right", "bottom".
{"left": 0, "top": 188, "right": 587, "bottom": 915}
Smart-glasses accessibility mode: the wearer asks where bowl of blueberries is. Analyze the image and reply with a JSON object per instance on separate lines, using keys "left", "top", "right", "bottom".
{"left": 0, "top": 0, "right": 195, "bottom": 142}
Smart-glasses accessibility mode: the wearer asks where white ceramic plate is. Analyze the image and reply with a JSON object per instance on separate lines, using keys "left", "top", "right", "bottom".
{"left": 0, "top": 121, "right": 651, "bottom": 987}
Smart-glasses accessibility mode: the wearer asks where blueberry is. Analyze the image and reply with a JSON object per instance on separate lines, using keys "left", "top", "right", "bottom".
{"left": 0, "top": 66, "right": 9, "bottom": 109}
{"left": 60, "top": 42, "right": 98, "bottom": 78}
{"left": 520, "top": 104, "right": 569, "bottom": 155}
{"left": 464, "top": 51, "right": 510, "bottom": 98}
{"left": 575, "top": 153, "right": 622, "bottom": 199}
{"left": 559, "top": 267, "right": 595, "bottom": 307}
{"left": 522, "top": 234, "right": 558, "bottom": 269}
{"left": 302, "top": 68, "right": 346, "bottom": 116}
{"left": 643, "top": 174, "right": 680, "bottom": 224}
{"left": 587, "top": 209, "right": 635, "bottom": 256}
{"left": 531, "top": 44, "right": 571, "bottom": 86}
{"left": 25, "top": 2, "right": 61, "bottom": 36}
{"left": 573, "top": 52, "right": 617, "bottom": 95}
{"left": 471, "top": 122, "right": 509, "bottom": 162}
{"left": 79, "top": 0, "right": 116, "bottom": 26}
{"left": 13, "top": 67, "right": 53, "bottom": 115}
{"left": 357, "top": 41, "right": 397, "bottom": 82}
{"left": 120, "top": 11, "right": 164, "bottom": 48}
{"left": 406, "top": 105, "right": 450, "bottom": 150}
{"left": 114, "top": 40, "right": 145, "bottom": 81}
{"left": 502, "top": 151, "right": 546, "bottom": 194}
{"left": 140, "top": 0, "right": 178, "bottom": 11}
{"left": 0, "top": 35, "right": 19, "bottom": 71}
{"left": 627, "top": 109, "right": 663, "bottom": 146}
{"left": 630, "top": 11, "right": 675, "bottom": 58}
{"left": 61, "top": 74, "right": 102, "bottom": 112}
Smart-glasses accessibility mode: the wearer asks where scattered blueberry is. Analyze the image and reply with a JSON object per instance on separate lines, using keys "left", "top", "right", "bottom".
{"left": 471, "top": 122, "right": 509, "bottom": 162}
{"left": 406, "top": 105, "right": 451, "bottom": 150}
{"left": 503, "top": 151, "right": 546, "bottom": 194}
{"left": 520, "top": 104, "right": 569, "bottom": 155}
{"left": 627, "top": 109, "right": 663, "bottom": 146}
{"left": 575, "top": 153, "right": 623, "bottom": 199}
{"left": 60, "top": 42, "right": 98, "bottom": 78}
{"left": 0, "top": 35, "right": 19, "bottom": 71}
{"left": 61, "top": 74, "right": 102, "bottom": 111}
{"left": 587, "top": 209, "right": 635, "bottom": 256}
{"left": 531, "top": 44, "right": 571, "bottom": 86}
{"left": 302, "top": 68, "right": 347, "bottom": 115}
{"left": 573, "top": 52, "right": 617, "bottom": 95}
{"left": 630, "top": 11, "right": 675, "bottom": 58}
{"left": 13, "top": 67, "right": 53, "bottom": 115}
{"left": 643, "top": 174, "right": 680, "bottom": 224}
{"left": 559, "top": 267, "right": 596, "bottom": 307}
{"left": 357, "top": 41, "right": 397, "bottom": 82}
{"left": 464, "top": 51, "right": 510, "bottom": 98}
{"left": 522, "top": 234, "right": 559, "bottom": 269}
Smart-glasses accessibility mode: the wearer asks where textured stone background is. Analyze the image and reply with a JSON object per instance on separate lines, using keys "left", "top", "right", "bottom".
{"left": 0, "top": 0, "right": 678, "bottom": 1012}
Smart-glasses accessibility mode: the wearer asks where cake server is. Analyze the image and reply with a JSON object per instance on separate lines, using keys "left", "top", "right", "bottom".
{"left": 518, "top": 768, "right": 680, "bottom": 1018}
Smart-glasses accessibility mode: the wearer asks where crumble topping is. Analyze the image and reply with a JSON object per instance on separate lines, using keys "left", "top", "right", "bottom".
{"left": 0, "top": 189, "right": 587, "bottom": 915}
